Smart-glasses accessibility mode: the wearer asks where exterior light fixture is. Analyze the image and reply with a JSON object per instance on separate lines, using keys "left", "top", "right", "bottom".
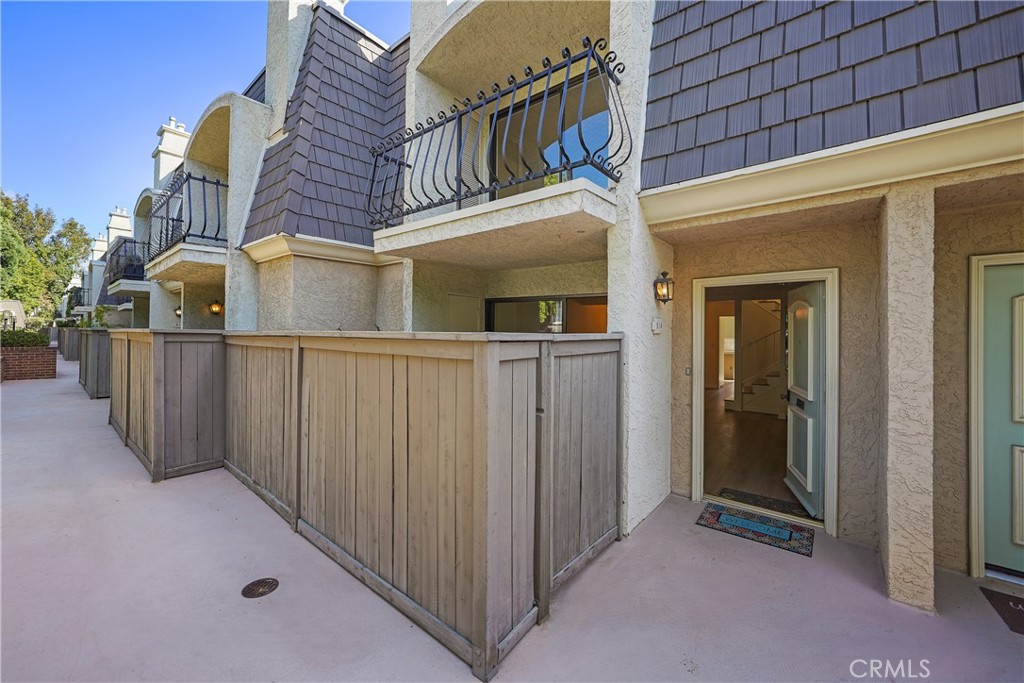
{"left": 209, "top": 300, "right": 223, "bottom": 316}
{"left": 174, "top": 305, "right": 182, "bottom": 318}
{"left": 654, "top": 271, "right": 674, "bottom": 304}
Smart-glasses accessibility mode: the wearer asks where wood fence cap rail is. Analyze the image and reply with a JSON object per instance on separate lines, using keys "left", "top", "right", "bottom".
{"left": 221, "top": 331, "right": 625, "bottom": 342}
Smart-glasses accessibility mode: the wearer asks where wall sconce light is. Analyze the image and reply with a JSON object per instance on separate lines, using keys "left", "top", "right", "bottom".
{"left": 654, "top": 271, "right": 674, "bottom": 304}
{"left": 209, "top": 300, "right": 223, "bottom": 316}
{"left": 174, "top": 305, "right": 182, "bottom": 318}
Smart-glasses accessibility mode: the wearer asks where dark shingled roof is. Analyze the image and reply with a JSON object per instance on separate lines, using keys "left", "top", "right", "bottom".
{"left": 243, "top": 68, "right": 266, "bottom": 104}
{"left": 641, "top": 0, "right": 1024, "bottom": 189}
{"left": 242, "top": 4, "right": 409, "bottom": 247}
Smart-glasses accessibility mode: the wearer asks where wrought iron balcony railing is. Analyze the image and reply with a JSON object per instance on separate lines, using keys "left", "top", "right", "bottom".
{"left": 67, "top": 286, "right": 84, "bottom": 311}
{"left": 104, "top": 238, "right": 148, "bottom": 285}
{"left": 365, "top": 36, "right": 632, "bottom": 228}
{"left": 148, "top": 171, "right": 228, "bottom": 261}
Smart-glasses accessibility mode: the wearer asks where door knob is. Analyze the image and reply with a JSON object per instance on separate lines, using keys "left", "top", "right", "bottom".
{"left": 780, "top": 392, "right": 790, "bottom": 400}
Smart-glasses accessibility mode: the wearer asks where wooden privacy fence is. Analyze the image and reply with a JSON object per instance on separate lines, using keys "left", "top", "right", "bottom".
{"left": 108, "top": 330, "right": 226, "bottom": 482}
{"left": 79, "top": 328, "right": 111, "bottom": 399}
{"left": 58, "top": 327, "right": 81, "bottom": 361}
{"left": 223, "top": 332, "right": 621, "bottom": 680}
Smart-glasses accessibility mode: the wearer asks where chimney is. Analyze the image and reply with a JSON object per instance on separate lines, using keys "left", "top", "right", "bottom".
{"left": 152, "top": 116, "right": 190, "bottom": 188}
{"left": 90, "top": 235, "right": 109, "bottom": 262}
{"left": 264, "top": 0, "right": 348, "bottom": 140}
{"left": 106, "top": 207, "right": 133, "bottom": 245}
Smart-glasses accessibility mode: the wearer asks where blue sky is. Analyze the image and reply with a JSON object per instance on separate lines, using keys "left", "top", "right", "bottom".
{"left": 1, "top": 0, "right": 410, "bottom": 239}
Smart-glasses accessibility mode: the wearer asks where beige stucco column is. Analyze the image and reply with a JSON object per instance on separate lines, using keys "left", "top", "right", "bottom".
{"left": 131, "top": 298, "right": 150, "bottom": 328}
{"left": 606, "top": 0, "right": 675, "bottom": 533}
{"left": 149, "top": 282, "right": 182, "bottom": 329}
{"left": 878, "top": 184, "right": 936, "bottom": 611}
{"left": 210, "top": 94, "right": 270, "bottom": 332}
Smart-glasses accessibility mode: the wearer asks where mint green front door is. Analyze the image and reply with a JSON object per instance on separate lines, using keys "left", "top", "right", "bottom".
{"left": 982, "top": 261, "right": 1024, "bottom": 574}
{"left": 784, "top": 281, "right": 825, "bottom": 519}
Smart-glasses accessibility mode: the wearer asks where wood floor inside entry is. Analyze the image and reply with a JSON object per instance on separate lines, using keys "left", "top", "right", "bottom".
{"left": 703, "top": 384, "right": 800, "bottom": 506}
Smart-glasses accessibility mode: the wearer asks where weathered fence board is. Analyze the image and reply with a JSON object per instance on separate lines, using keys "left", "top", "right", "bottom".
{"left": 79, "top": 328, "right": 111, "bottom": 399}
{"left": 109, "top": 330, "right": 225, "bottom": 482}
{"left": 549, "top": 339, "right": 620, "bottom": 588}
{"left": 58, "top": 327, "right": 81, "bottom": 361}
{"left": 224, "top": 337, "right": 296, "bottom": 520}
{"left": 211, "top": 332, "right": 620, "bottom": 682}
{"left": 109, "top": 334, "right": 128, "bottom": 440}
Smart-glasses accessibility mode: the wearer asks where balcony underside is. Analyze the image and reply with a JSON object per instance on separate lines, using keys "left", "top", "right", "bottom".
{"left": 107, "top": 279, "right": 151, "bottom": 298}
{"left": 146, "top": 242, "right": 226, "bottom": 285}
{"left": 373, "top": 179, "right": 616, "bottom": 270}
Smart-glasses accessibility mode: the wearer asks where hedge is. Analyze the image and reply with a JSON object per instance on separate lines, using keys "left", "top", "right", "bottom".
{"left": 1, "top": 330, "right": 50, "bottom": 347}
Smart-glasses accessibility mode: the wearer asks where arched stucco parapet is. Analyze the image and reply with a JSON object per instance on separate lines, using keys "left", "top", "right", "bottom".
{"left": 183, "top": 93, "right": 238, "bottom": 173}
{"left": 133, "top": 188, "right": 159, "bottom": 243}
{"left": 133, "top": 188, "right": 157, "bottom": 219}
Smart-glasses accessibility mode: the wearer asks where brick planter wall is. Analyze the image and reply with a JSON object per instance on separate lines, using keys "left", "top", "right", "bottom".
{"left": 1, "top": 346, "right": 58, "bottom": 381}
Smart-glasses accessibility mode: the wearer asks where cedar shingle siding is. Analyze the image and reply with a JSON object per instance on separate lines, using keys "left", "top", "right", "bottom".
{"left": 242, "top": 5, "right": 408, "bottom": 246}
{"left": 642, "top": 0, "right": 1024, "bottom": 189}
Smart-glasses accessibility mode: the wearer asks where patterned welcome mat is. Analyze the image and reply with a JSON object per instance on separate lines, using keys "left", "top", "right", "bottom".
{"left": 980, "top": 587, "right": 1024, "bottom": 635}
{"left": 718, "top": 488, "right": 813, "bottom": 519}
{"left": 696, "top": 503, "right": 815, "bottom": 556}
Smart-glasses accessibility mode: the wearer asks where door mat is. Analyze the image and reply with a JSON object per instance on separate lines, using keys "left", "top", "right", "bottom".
{"left": 696, "top": 503, "right": 814, "bottom": 556}
{"left": 718, "top": 488, "right": 813, "bottom": 519}
{"left": 980, "top": 587, "right": 1024, "bottom": 635}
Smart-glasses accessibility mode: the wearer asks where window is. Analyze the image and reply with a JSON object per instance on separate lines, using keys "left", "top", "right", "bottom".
{"left": 486, "top": 295, "right": 607, "bottom": 334}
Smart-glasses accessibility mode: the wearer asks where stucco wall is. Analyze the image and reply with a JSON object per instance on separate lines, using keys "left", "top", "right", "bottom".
{"left": 182, "top": 282, "right": 226, "bottom": 330}
{"left": 150, "top": 282, "right": 181, "bottom": 330}
{"left": 291, "top": 255, "right": 377, "bottom": 330}
{"left": 410, "top": 259, "right": 610, "bottom": 331}
{"left": 670, "top": 218, "right": 883, "bottom": 547}
{"left": 411, "top": 261, "right": 485, "bottom": 331}
{"left": 256, "top": 255, "right": 379, "bottom": 331}
{"left": 102, "top": 308, "right": 132, "bottom": 329}
{"left": 376, "top": 262, "right": 407, "bottom": 331}
{"left": 224, "top": 96, "right": 271, "bottom": 331}
{"left": 256, "top": 257, "right": 294, "bottom": 330}
{"left": 878, "top": 183, "right": 936, "bottom": 610}
{"left": 131, "top": 298, "right": 150, "bottom": 328}
{"left": 933, "top": 201, "right": 1024, "bottom": 571}
{"left": 484, "top": 260, "right": 607, "bottom": 299}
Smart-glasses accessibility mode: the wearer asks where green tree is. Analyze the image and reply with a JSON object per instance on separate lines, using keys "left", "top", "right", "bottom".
{"left": 0, "top": 190, "right": 91, "bottom": 317}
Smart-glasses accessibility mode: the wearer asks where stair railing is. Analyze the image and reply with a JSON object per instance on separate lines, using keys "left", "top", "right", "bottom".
{"left": 741, "top": 329, "right": 781, "bottom": 388}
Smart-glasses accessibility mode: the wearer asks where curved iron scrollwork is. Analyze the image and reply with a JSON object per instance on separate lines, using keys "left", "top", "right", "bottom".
{"left": 365, "top": 36, "right": 633, "bottom": 228}
{"left": 104, "top": 238, "right": 148, "bottom": 285}
{"left": 148, "top": 172, "right": 228, "bottom": 261}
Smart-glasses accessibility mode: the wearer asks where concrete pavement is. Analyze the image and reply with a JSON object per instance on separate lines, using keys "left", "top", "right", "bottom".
{"left": 2, "top": 359, "right": 1021, "bottom": 682}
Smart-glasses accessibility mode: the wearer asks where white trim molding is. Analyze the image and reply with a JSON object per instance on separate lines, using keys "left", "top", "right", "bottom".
{"left": 1014, "top": 446, "right": 1024, "bottom": 547}
{"left": 969, "top": 251, "right": 1024, "bottom": 577}
{"left": 641, "top": 104, "right": 1024, "bottom": 226}
{"left": 691, "top": 268, "right": 840, "bottom": 536}
{"left": 1014, "top": 295, "right": 1024, "bottom": 423}
{"left": 242, "top": 232, "right": 405, "bottom": 267}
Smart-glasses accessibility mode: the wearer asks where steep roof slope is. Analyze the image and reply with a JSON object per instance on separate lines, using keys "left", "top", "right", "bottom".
{"left": 242, "top": 5, "right": 409, "bottom": 247}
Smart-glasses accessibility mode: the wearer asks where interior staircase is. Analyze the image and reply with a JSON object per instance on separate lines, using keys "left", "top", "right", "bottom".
{"left": 738, "top": 300, "right": 786, "bottom": 417}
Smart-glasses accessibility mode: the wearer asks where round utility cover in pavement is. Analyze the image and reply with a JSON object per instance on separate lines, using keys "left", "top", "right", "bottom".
{"left": 241, "top": 578, "right": 279, "bottom": 598}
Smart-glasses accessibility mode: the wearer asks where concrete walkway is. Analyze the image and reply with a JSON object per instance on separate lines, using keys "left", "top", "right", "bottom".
{"left": 2, "top": 359, "right": 1021, "bottom": 682}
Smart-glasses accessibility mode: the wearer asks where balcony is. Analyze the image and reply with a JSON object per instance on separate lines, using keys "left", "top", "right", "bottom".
{"left": 145, "top": 171, "right": 229, "bottom": 284}
{"left": 66, "top": 286, "right": 84, "bottom": 314}
{"left": 367, "top": 37, "right": 630, "bottom": 270}
{"left": 105, "top": 238, "right": 151, "bottom": 297}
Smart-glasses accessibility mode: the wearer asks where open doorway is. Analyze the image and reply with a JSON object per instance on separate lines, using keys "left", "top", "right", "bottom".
{"left": 692, "top": 269, "right": 839, "bottom": 534}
